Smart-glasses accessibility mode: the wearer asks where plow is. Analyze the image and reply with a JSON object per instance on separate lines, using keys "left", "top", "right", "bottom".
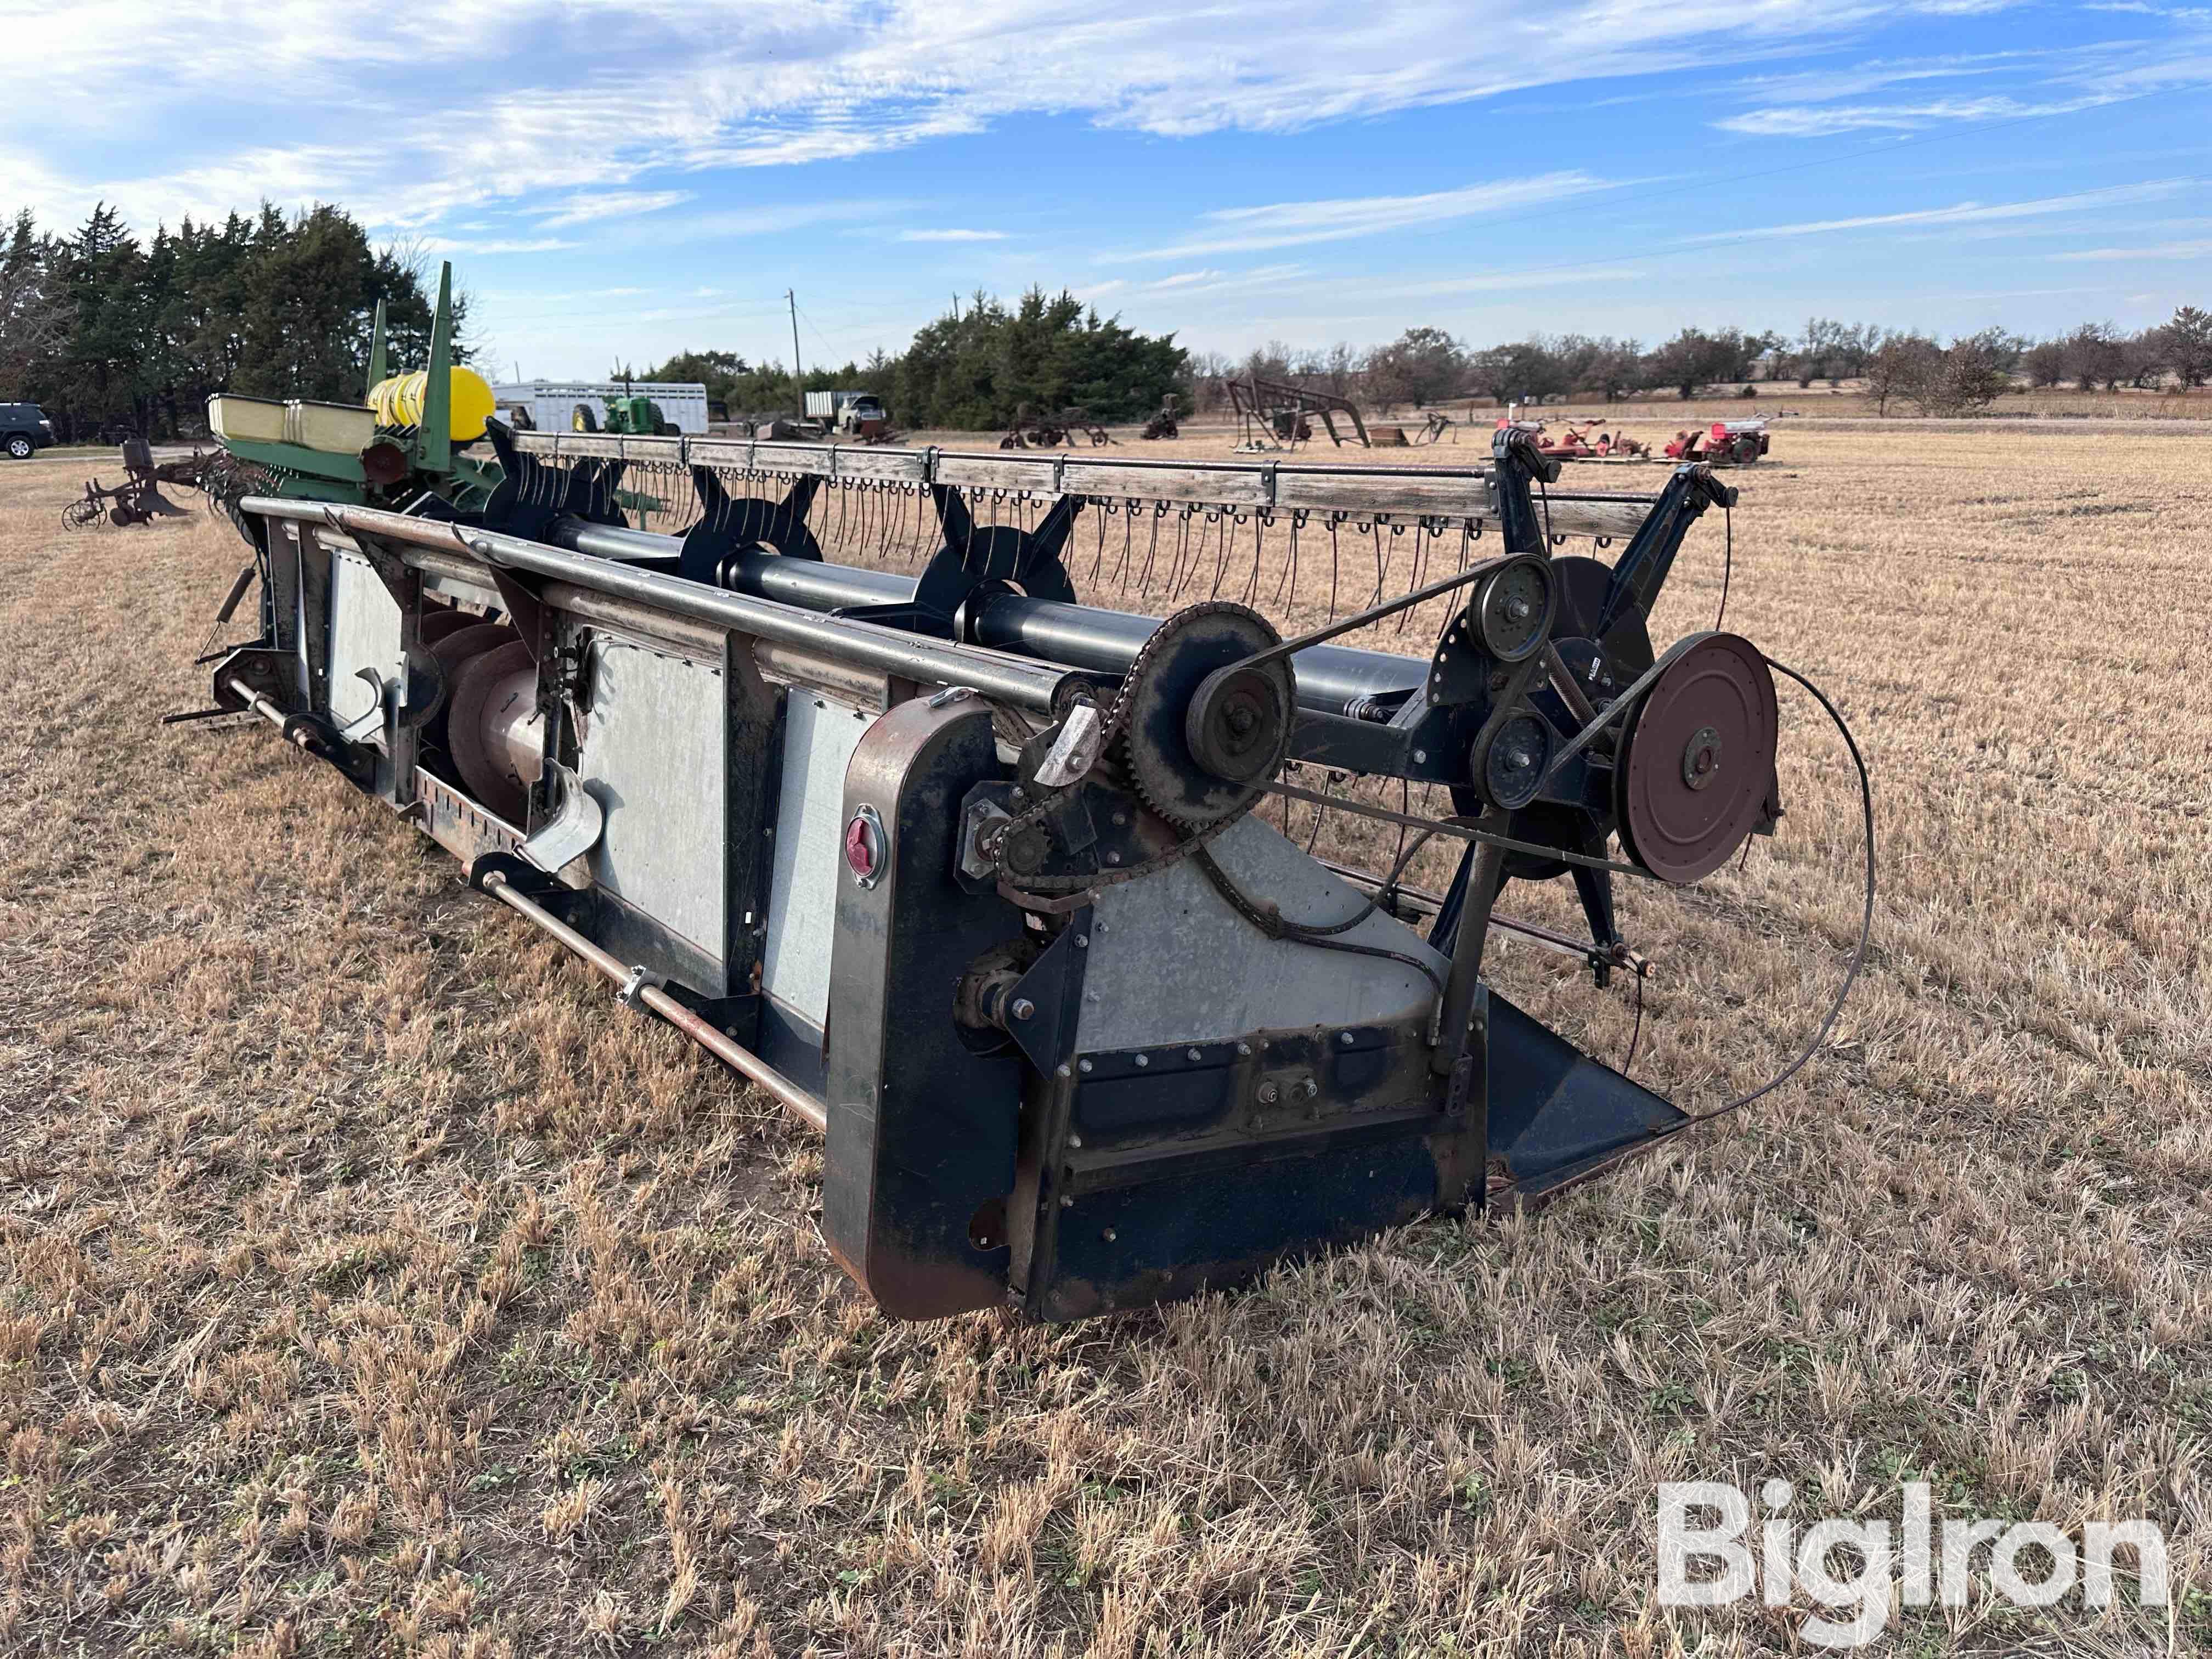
{"left": 1001, "top": 404, "right": 1114, "bottom": 449}
{"left": 64, "top": 439, "right": 217, "bottom": 528}
{"left": 176, "top": 268, "right": 1870, "bottom": 1323}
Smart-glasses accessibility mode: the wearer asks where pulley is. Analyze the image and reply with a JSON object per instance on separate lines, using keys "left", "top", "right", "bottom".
{"left": 1613, "top": 632, "right": 1777, "bottom": 884}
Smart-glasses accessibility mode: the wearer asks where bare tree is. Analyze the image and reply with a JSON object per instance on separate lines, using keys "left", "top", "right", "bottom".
{"left": 1865, "top": 334, "right": 1940, "bottom": 416}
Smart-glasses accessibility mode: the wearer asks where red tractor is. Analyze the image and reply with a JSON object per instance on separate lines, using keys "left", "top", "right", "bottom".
{"left": 1665, "top": 419, "right": 1769, "bottom": 466}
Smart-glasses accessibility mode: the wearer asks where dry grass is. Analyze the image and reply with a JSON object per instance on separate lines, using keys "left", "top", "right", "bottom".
{"left": 0, "top": 423, "right": 2207, "bottom": 1656}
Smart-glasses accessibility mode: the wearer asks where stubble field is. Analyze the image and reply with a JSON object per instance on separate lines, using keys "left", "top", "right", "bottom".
{"left": 0, "top": 420, "right": 2207, "bottom": 1657}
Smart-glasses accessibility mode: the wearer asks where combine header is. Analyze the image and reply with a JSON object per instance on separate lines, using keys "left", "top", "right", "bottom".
{"left": 181, "top": 272, "right": 1867, "bottom": 1322}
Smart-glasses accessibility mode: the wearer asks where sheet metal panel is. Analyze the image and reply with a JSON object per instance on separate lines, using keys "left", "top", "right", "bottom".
{"left": 577, "top": 637, "right": 727, "bottom": 963}
{"left": 762, "top": 691, "right": 872, "bottom": 1028}
{"left": 326, "top": 550, "right": 399, "bottom": 729}
{"left": 1075, "top": 814, "right": 1444, "bottom": 1055}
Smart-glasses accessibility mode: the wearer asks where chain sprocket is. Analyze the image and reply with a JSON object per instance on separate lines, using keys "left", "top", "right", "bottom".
{"left": 1116, "top": 601, "right": 1289, "bottom": 830}
{"left": 989, "top": 600, "right": 1291, "bottom": 898}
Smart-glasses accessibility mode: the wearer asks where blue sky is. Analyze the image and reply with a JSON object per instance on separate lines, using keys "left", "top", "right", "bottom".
{"left": 13, "top": 1, "right": 2211, "bottom": 377}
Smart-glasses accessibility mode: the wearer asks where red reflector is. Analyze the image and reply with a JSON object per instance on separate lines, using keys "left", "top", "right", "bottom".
{"left": 844, "top": 814, "right": 877, "bottom": 879}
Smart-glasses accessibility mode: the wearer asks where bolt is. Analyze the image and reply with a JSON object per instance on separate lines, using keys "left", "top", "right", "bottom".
{"left": 1105, "top": 850, "right": 1121, "bottom": 866}
{"left": 1413, "top": 748, "right": 1427, "bottom": 764}
{"left": 1075, "top": 933, "right": 1090, "bottom": 947}
{"left": 1187, "top": 1047, "right": 1202, "bottom": 1062}
{"left": 1068, "top": 1133, "right": 1082, "bottom": 1148}
{"left": 1009, "top": 787, "right": 1026, "bottom": 805}
{"left": 1236, "top": 1042, "right": 1252, "bottom": 1057}
{"left": 1302, "top": 1078, "right": 1319, "bottom": 1098}
{"left": 1079, "top": 1058, "right": 1094, "bottom": 1074}
{"left": 1227, "top": 706, "right": 1256, "bottom": 736}
{"left": 1112, "top": 811, "right": 1127, "bottom": 827}
{"left": 1257, "top": 1081, "right": 1280, "bottom": 1104}
{"left": 1101, "top": 1228, "right": 1117, "bottom": 1243}
{"left": 1509, "top": 748, "right": 1532, "bottom": 769}
{"left": 1339, "top": 1031, "right": 1355, "bottom": 1047}
{"left": 1060, "top": 1195, "right": 1074, "bottom": 1209}
{"left": 1056, "top": 1063, "right": 1072, "bottom": 1079}
{"left": 1505, "top": 595, "right": 1533, "bottom": 622}
{"left": 1134, "top": 1053, "right": 1149, "bottom": 1068}
{"left": 1011, "top": 998, "right": 1035, "bottom": 1021}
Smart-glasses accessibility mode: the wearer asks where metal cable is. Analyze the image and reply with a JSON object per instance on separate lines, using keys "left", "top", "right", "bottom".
{"left": 1495, "top": 653, "right": 1876, "bottom": 1198}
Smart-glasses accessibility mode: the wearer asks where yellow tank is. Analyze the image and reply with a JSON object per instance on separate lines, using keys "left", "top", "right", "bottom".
{"left": 369, "top": 366, "right": 497, "bottom": 443}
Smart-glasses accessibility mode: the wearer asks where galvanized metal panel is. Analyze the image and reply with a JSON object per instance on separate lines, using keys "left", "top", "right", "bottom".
{"left": 762, "top": 690, "right": 872, "bottom": 1027}
{"left": 577, "top": 638, "right": 727, "bottom": 961}
{"left": 327, "top": 549, "right": 399, "bottom": 730}
{"left": 1075, "top": 814, "right": 1445, "bottom": 1055}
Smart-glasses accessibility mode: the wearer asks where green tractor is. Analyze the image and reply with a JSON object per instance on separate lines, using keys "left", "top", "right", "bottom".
{"left": 571, "top": 389, "right": 678, "bottom": 437}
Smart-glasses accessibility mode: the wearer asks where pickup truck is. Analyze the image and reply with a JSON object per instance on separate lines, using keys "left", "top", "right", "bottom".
{"left": 2, "top": 402, "right": 57, "bottom": 459}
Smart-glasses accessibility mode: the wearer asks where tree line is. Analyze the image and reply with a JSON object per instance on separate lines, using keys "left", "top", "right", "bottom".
{"left": 6, "top": 196, "right": 2205, "bottom": 439}
{"left": 1198, "top": 308, "right": 2212, "bottom": 419}
{"left": 647, "top": 287, "right": 1189, "bottom": 431}
{"left": 0, "top": 202, "right": 456, "bottom": 441}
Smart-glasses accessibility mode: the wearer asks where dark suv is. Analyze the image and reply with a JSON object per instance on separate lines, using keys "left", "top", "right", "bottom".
{"left": 2, "top": 403, "right": 57, "bottom": 459}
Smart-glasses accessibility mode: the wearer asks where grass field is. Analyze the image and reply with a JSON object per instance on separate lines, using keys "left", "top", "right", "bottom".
{"left": 1, "top": 420, "right": 2207, "bottom": 1657}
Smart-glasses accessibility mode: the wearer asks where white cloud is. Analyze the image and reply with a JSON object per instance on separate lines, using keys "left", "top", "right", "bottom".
{"left": 419, "top": 236, "right": 580, "bottom": 255}
{"left": 3, "top": 1, "right": 2061, "bottom": 239}
{"left": 2051, "top": 238, "right": 2212, "bottom": 259}
{"left": 533, "top": 190, "right": 694, "bottom": 228}
{"left": 896, "top": 228, "right": 1009, "bottom": 241}
{"left": 1674, "top": 178, "right": 2200, "bottom": 244}
{"left": 1718, "top": 94, "right": 2114, "bottom": 135}
{"left": 1101, "top": 173, "right": 1618, "bottom": 262}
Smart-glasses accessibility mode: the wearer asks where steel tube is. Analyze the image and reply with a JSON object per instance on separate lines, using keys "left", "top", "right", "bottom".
{"left": 239, "top": 498, "right": 1072, "bottom": 714}
{"left": 555, "top": 522, "right": 1432, "bottom": 713}
{"left": 223, "top": 674, "right": 289, "bottom": 729}
{"left": 477, "top": 871, "right": 827, "bottom": 1134}
{"left": 1317, "top": 857, "right": 1599, "bottom": 964}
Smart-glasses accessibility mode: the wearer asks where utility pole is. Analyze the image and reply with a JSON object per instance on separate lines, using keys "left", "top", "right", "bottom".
{"left": 786, "top": 289, "right": 803, "bottom": 410}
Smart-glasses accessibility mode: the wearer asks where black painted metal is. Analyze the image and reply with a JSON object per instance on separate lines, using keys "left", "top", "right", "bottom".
{"left": 1023, "top": 1014, "right": 1482, "bottom": 1322}
{"left": 1595, "top": 465, "right": 1734, "bottom": 640}
{"left": 555, "top": 521, "right": 1434, "bottom": 715}
{"left": 678, "top": 466, "right": 822, "bottom": 583}
{"left": 1485, "top": 992, "right": 1686, "bottom": 1197}
{"left": 483, "top": 421, "right": 630, "bottom": 539}
{"left": 822, "top": 696, "right": 1028, "bottom": 1319}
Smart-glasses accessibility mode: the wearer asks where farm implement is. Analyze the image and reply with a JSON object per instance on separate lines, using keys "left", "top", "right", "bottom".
{"left": 64, "top": 439, "right": 215, "bottom": 529}
{"left": 1667, "top": 420, "right": 1770, "bottom": 466}
{"left": 178, "top": 270, "right": 1868, "bottom": 1323}
{"left": 1228, "top": 374, "right": 1372, "bottom": 450}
